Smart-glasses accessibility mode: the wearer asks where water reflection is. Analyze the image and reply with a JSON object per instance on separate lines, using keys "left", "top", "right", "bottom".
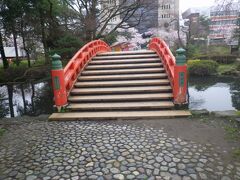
{"left": 0, "top": 77, "right": 239, "bottom": 118}
{"left": 189, "top": 77, "right": 240, "bottom": 111}
{"left": 0, "top": 80, "right": 54, "bottom": 118}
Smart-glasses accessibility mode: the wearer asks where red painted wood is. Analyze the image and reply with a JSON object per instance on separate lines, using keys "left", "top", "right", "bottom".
{"left": 51, "top": 69, "right": 68, "bottom": 106}
{"left": 149, "top": 37, "right": 188, "bottom": 104}
{"left": 63, "top": 40, "right": 111, "bottom": 95}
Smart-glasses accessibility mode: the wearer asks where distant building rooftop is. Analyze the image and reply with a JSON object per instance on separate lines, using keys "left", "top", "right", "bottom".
{"left": 182, "top": 7, "right": 210, "bottom": 19}
{"left": 210, "top": 2, "right": 240, "bottom": 12}
{"left": 0, "top": 47, "right": 26, "bottom": 59}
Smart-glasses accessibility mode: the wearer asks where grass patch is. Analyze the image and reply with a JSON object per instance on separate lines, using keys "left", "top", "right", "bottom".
{"left": 218, "top": 63, "right": 236, "bottom": 74}
{"left": 0, "top": 57, "right": 49, "bottom": 83}
{"left": 233, "top": 148, "right": 240, "bottom": 159}
{"left": 224, "top": 125, "right": 240, "bottom": 140}
{"left": 0, "top": 128, "right": 6, "bottom": 137}
{"left": 218, "top": 62, "right": 240, "bottom": 75}
{"left": 237, "top": 111, "right": 240, "bottom": 117}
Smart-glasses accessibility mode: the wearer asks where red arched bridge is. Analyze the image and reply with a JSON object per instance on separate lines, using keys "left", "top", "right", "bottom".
{"left": 49, "top": 37, "right": 191, "bottom": 120}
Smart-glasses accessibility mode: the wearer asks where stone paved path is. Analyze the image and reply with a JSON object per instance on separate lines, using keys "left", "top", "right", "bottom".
{"left": 0, "top": 121, "right": 240, "bottom": 180}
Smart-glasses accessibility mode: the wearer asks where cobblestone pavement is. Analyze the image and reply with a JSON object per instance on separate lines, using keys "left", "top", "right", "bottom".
{"left": 0, "top": 121, "right": 240, "bottom": 180}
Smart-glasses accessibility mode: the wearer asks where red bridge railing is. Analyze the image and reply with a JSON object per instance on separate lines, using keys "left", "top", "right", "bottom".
{"left": 51, "top": 40, "right": 111, "bottom": 111}
{"left": 149, "top": 37, "right": 188, "bottom": 105}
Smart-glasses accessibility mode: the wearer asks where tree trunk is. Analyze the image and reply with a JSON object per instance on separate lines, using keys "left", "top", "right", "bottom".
{"left": 0, "top": 31, "right": 9, "bottom": 69}
{"left": 238, "top": 13, "right": 240, "bottom": 54}
{"left": 31, "top": 83, "right": 35, "bottom": 113}
{"left": 177, "top": 20, "right": 185, "bottom": 48}
{"left": 39, "top": 9, "right": 50, "bottom": 64}
{"left": 12, "top": 27, "right": 20, "bottom": 66}
{"left": 7, "top": 84, "right": 14, "bottom": 117}
{"left": 20, "top": 20, "right": 31, "bottom": 68}
{"left": 20, "top": 84, "right": 27, "bottom": 114}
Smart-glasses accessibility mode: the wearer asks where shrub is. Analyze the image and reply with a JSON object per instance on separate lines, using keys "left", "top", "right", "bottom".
{"left": 237, "top": 63, "right": 240, "bottom": 71}
{"left": 0, "top": 66, "right": 27, "bottom": 83}
{"left": 188, "top": 60, "right": 219, "bottom": 76}
{"left": 187, "top": 44, "right": 202, "bottom": 58}
{"left": 196, "top": 55, "right": 237, "bottom": 64}
{"left": 51, "top": 33, "right": 84, "bottom": 60}
{"left": 208, "top": 45, "right": 230, "bottom": 56}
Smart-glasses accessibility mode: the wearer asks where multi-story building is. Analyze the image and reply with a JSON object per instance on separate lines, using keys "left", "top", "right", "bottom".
{"left": 100, "top": 0, "right": 121, "bottom": 31}
{"left": 182, "top": 7, "right": 210, "bottom": 19}
{"left": 101, "top": 0, "right": 179, "bottom": 34}
{"left": 158, "top": 0, "right": 179, "bottom": 31}
{"left": 209, "top": 2, "right": 240, "bottom": 45}
{"left": 126, "top": 0, "right": 159, "bottom": 34}
{"left": 182, "top": 8, "right": 210, "bottom": 42}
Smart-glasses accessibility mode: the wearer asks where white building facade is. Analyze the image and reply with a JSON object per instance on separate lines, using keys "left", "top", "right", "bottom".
{"left": 100, "top": 0, "right": 121, "bottom": 31}
{"left": 158, "top": 0, "right": 179, "bottom": 30}
{"left": 209, "top": 2, "right": 240, "bottom": 45}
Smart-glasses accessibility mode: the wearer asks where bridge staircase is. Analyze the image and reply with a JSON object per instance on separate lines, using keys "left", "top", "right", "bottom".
{"left": 49, "top": 38, "right": 191, "bottom": 120}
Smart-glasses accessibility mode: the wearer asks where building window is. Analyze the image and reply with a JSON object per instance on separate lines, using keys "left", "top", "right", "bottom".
{"left": 161, "top": 14, "right": 171, "bottom": 19}
{"left": 160, "top": 4, "right": 171, "bottom": 10}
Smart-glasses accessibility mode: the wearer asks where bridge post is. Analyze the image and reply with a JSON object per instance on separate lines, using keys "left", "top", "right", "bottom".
{"left": 51, "top": 54, "right": 68, "bottom": 112}
{"left": 173, "top": 48, "right": 188, "bottom": 105}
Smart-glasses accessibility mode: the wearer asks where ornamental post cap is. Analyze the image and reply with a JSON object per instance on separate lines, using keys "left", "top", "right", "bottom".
{"left": 176, "top": 48, "right": 186, "bottom": 55}
{"left": 52, "top": 54, "right": 61, "bottom": 61}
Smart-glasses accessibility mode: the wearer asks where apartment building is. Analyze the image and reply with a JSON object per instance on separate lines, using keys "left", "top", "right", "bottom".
{"left": 209, "top": 2, "right": 240, "bottom": 45}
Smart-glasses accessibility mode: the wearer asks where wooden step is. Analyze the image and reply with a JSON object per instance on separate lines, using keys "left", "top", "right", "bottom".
{"left": 89, "top": 58, "right": 160, "bottom": 65}
{"left": 79, "top": 73, "right": 168, "bottom": 81}
{"left": 86, "top": 63, "right": 162, "bottom": 70}
{"left": 71, "top": 86, "right": 172, "bottom": 95}
{"left": 75, "top": 79, "right": 170, "bottom": 88}
{"left": 68, "top": 93, "right": 173, "bottom": 102}
{"left": 98, "top": 50, "right": 155, "bottom": 56}
{"left": 49, "top": 110, "right": 192, "bottom": 120}
{"left": 93, "top": 54, "right": 158, "bottom": 60}
{"left": 82, "top": 68, "right": 165, "bottom": 75}
{"left": 68, "top": 101, "right": 174, "bottom": 110}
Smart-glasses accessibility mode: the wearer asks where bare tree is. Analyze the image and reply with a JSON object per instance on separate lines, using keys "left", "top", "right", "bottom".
{"left": 63, "top": 0, "right": 152, "bottom": 41}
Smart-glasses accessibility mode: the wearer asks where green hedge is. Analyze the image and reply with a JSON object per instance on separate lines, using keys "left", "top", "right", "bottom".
{"left": 188, "top": 60, "right": 219, "bottom": 76}
{"left": 195, "top": 55, "right": 237, "bottom": 64}
{"left": 237, "top": 63, "right": 240, "bottom": 71}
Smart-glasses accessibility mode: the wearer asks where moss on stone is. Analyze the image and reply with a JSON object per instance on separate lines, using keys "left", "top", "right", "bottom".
{"left": 0, "top": 128, "right": 6, "bottom": 137}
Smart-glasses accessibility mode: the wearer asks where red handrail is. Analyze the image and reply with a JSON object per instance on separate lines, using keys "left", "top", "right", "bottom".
{"left": 51, "top": 39, "right": 110, "bottom": 110}
{"left": 63, "top": 40, "right": 111, "bottom": 94}
{"left": 149, "top": 37, "right": 188, "bottom": 104}
{"left": 149, "top": 38, "right": 175, "bottom": 87}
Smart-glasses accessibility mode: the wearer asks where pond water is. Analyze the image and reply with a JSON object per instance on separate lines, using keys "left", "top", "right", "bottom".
{"left": 189, "top": 77, "right": 240, "bottom": 111}
{"left": 0, "top": 80, "right": 54, "bottom": 118}
{"left": 0, "top": 76, "right": 239, "bottom": 118}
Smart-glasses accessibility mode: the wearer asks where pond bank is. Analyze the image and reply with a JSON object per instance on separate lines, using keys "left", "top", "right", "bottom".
{"left": 0, "top": 65, "right": 50, "bottom": 84}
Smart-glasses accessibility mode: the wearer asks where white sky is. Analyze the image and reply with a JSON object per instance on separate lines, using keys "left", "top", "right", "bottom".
{"left": 180, "top": 0, "right": 216, "bottom": 12}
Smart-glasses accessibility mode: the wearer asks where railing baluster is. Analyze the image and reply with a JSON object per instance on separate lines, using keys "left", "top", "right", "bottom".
{"left": 149, "top": 38, "right": 188, "bottom": 105}
{"left": 51, "top": 40, "right": 111, "bottom": 109}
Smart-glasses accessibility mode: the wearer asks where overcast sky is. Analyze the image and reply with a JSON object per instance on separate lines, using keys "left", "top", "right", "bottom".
{"left": 180, "top": 0, "right": 215, "bottom": 12}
